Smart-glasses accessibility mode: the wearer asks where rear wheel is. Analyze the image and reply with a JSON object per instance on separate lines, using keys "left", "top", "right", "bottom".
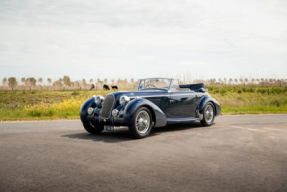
{"left": 83, "top": 122, "right": 104, "bottom": 134}
{"left": 200, "top": 102, "right": 215, "bottom": 126}
{"left": 129, "top": 107, "right": 152, "bottom": 139}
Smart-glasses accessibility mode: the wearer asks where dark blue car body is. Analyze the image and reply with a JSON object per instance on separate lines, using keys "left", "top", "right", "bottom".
{"left": 80, "top": 82, "right": 221, "bottom": 128}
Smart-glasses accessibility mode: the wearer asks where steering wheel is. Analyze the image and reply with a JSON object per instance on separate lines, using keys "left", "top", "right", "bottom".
{"left": 145, "top": 84, "right": 156, "bottom": 88}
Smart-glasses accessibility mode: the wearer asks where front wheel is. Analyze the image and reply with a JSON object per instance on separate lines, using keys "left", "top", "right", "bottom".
{"left": 129, "top": 107, "right": 153, "bottom": 139}
{"left": 83, "top": 122, "right": 104, "bottom": 134}
{"left": 200, "top": 102, "right": 215, "bottom": 126}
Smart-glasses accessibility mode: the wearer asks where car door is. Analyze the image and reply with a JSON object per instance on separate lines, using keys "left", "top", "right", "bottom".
{"left": 165, "top": 91, "right": 197, "bottom": 118}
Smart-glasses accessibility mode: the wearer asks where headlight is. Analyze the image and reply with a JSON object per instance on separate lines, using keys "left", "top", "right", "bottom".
{"left": 95, "top": 95, "right": 104, "bottom": 104}
{"left": 87, "top": 107, "right": 94, "bottom": 115}
{"left": 119, "top": 95, "right": 130, "bottom": 105}
{"left": 112, "top": 109, "right": 119, "bottom": 117}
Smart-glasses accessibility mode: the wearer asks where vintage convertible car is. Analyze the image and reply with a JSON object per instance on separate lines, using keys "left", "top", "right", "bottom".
{"left": 80, "top": 78, "right": 221, "bottom": 139}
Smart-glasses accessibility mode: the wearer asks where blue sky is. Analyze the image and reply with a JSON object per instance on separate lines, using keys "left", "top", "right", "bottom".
{"left": 0, "top": 0, "right": 286, "bottom": 83}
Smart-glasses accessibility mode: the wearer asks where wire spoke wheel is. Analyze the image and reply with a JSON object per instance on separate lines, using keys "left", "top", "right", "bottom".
{"left": 135, "top": 111, "right": 150, "bottom": 134}
{"left": 201, "top": 102, "right": 215, "bottom": 126}
{"left": 205, "top": 105, "right": 214, "bottom": 123}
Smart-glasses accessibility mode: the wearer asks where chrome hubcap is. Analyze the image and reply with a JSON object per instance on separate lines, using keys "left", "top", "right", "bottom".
{"left": 136, "top": 111, "right": 150, "bottom": 134}
{"left": 205, "top": 105, "right": 214, "bottom": 123}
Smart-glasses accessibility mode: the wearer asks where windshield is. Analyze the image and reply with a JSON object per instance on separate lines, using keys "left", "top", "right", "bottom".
{"left": 138, "top": 78, "right": 172, "bottom": 90}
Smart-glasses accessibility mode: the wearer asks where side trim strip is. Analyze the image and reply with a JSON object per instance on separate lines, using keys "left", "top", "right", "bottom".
{"left": 167, "top": 117, "right": 200, "bottom": 123}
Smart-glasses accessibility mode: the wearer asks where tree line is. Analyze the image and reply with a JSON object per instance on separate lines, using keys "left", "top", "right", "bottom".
{"left": 1, "top": 76, "right": 287, "bottom": 90}
{"left": 1, "top": 76, "right": 137, "bottom": 90}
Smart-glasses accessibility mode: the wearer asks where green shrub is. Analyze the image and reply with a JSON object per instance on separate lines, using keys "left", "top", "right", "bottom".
{"left": 71, "top": 91, "right": 80, "bottom": 95}
{"left": 249, "top": 87, "right": 255, "bottom": 92}
{"left": 269, "top": 98, "right": 287, "bottom": 107}
{"left": 237, "top": 89, "right": 242, "bottom": 93}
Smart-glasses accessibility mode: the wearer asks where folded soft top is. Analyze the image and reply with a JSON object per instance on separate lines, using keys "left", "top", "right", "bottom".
{"left": 179, "top": 83, "right": 205, "bottom": 92}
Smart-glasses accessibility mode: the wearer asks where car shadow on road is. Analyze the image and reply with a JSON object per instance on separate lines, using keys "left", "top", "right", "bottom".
{"left": 62, "top": 122, "right": 204, "bottom": 143}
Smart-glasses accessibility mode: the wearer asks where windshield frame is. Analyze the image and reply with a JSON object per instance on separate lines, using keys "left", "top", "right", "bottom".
{"left": 137, "top": 78, "right": 173, "bottom": 91}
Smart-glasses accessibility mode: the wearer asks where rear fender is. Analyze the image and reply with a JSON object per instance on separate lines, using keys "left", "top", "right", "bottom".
{"left": 197, "top": 96, "right": 221, "bottom": 120}
{"left": 124, "top": 98, "right": 167, "bottom": 127}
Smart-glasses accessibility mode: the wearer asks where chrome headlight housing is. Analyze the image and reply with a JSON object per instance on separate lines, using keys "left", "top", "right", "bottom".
{"left": 112, "top": 109, "right": 119, "bottom": 117}
{"left": 94, "top": 95, "right": 104, "bottom": 104}
{"left": 119, "top": 95, "right": 130, "bottom": 105}
{"left": 87, "top": 107, "right": 94, "bottom": 115}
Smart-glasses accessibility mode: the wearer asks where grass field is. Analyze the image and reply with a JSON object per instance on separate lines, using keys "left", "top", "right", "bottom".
{"left": 0, "top": 86, "right": 287, "bottom": 121}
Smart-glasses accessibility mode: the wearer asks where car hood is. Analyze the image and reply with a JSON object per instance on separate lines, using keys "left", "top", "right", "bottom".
{"left": 108, "top": 89, "right": 168, "bottom": 99}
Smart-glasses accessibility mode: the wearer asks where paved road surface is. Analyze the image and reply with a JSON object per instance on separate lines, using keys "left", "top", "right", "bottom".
{"left": 1, "top": 115, "right": 287, "bottom": 192}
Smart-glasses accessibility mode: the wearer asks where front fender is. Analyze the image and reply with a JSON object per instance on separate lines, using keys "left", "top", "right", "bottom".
{"left": 123, "top": 98, "right": 167, "bottom": 127}
{"left": 198, "top": 96, "right": 221, "bottom": 118}
{"left": 80, "top": 97, "right": 97, "bottom": 122}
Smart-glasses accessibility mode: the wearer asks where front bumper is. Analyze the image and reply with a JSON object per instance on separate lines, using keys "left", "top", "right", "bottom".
{"left": 81, "top": 114, "right": 129, "bottom": 127}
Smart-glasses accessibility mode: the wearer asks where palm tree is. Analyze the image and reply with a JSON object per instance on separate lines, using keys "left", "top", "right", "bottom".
{"left": 234, "top": 78, "right": 238, "bottom": 84}
{"left": 38, "top": 78, "right": 43, "bottom": 85}
{"left": 229, "top": 78, "right": 233, "bottom": 85}
{"left": 47, "top": 78, "right": 52, "bottom": 85}
{"left": 239, "top": 78, "right": 243, "bottom": 85}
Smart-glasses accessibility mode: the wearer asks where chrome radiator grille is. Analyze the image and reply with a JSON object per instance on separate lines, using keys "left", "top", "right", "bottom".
{"left": 101, "top": 95, "right": 115, "bottom": 118}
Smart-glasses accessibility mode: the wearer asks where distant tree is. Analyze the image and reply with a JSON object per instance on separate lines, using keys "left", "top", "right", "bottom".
{"left": 260, "top": 78, "right": 264, "bottom": 82}
{"left": 224, "top": 78, "right": 227, "bottom": 85}
{"left": 269, "top": 79, "right": 273, "bottom": 84}
{"left": 104, "top": 78, "right": 108, "bottom": 84}
{"left": 89, "top": 78, "right": 93, "bottom": 84}
{"left": 234, "top": 78, "right": 238, "bottom": 84}
{"left": 239, "top": 78, "right": 243, "bottom": 84}
{"left": 131, "top": 78, "right": 134, "bottom": 84}
{"left": 265, "top": 78, "right": 268, "bottom": 82}
{"left": 47, "top": 78, "right": 52, "bottom": 85}
{"left": 38, "top": 78, "right": 43, "bottom": 85}
{"left": 251, "top": 78, "right": 255, "bottom": 84}
{"left": 8, "top": 77, "right": 18, "bottom": 89}
{"left": 229, "top": 78, "right": 233, "bottom": 85}
{"left": 53, "top": 80, "right": 62, "bottom": 86}
{"left": 21, "top": 77, "right": 26, "bottom": 85}
{"left": 244, "top": 78, "right": 248, "bottom": 84}
{"left": 111, "top": 79, "right": 115, "bottom": 85}
{"left": 208, "top": 78, "right": 216, "bottom": 85}
{"left": 62, "top": 75, "right": 71, "bottom": 86}
{"left": 26, "top": 77, "right": 37, "bottom": 86}
{"left": 74, "top": 81, "right": 80, "bottom": 87}
{"left": 256, "top": 78, "right": 260, "bottom": 84}
{"left": 82, "top": 78, "right": 87, "bottom": 86}
{"left": 2, "top": 77, "right": 7, "bottom": 86}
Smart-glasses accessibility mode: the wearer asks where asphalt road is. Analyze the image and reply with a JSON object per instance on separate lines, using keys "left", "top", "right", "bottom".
{"left": 0, "top": 115, "right": 287, "bottom": 192}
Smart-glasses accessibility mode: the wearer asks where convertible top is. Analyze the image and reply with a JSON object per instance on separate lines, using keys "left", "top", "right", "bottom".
{"left": 179, "top": 83, "right": 205, "bottom": 92}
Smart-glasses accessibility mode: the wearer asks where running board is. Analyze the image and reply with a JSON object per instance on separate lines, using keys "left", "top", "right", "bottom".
{"left": 167, "top": 117, "right": 200, "bottom": 124}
